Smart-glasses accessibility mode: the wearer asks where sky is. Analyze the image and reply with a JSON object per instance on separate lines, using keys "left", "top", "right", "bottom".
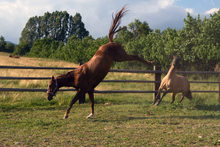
{"left": 0, "top": 0, "right": 219, "bottom": 44}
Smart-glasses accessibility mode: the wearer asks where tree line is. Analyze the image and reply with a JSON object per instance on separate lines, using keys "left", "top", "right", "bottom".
{"left": 0, "top": 36, "right": 15, "bottom": 53}
{"left": 1, "top": 9, "right": 220, "bottom": 71}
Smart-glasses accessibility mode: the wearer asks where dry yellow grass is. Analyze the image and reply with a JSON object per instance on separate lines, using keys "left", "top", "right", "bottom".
{"left": 0, "top": 52, "right": 78, "bottom": 76}
{"left": 0, "top": 52, "right": 154, "bottom": 89}
{"left": 0, "top": 52, "right": 79, "bottom": 87}
{"left": 0, "top": 52, "right": 152, "bottom": 78}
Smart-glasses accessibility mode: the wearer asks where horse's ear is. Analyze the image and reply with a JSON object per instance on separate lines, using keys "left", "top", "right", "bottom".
{"left": 52, "top": 76, "right": 55, "bottom": 81}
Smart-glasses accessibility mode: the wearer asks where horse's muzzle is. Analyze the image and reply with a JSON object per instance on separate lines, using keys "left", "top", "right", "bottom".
{"left": 47, "top": 95, "right": 53, "bottom": 101}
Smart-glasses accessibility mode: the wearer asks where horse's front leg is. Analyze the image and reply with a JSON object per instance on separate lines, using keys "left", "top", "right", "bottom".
{"left": 64, "top": 89, "right": 86, "bottom": 119}
{"left": 156, "top": 89, "right": 170, "bottom": 106}
{"left": 152, "top": 88, "right": 162, "bottom": 105}
{"left": 86, "top": 90, "right": 95, "bottom": 119}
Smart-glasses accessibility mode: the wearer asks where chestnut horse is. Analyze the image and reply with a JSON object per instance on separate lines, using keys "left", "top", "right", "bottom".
{"left": 152, "top": 56, "right": 192, "bottom": 106}
{"left": 9, "top": 55, "right": 20, "bottom": 58}
{"left": 47, "top": 5, "right": 154, "bottom": 119}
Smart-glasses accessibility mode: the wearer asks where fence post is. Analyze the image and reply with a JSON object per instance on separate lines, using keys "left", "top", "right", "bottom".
{"left": 154, "top": 66, "right": 161, "bottom": 101}
{"left": 78, "top": 94, "right": 86, "bottom": 104}
{"left": 219, "top": 74, "right": 220, "bottom": 104}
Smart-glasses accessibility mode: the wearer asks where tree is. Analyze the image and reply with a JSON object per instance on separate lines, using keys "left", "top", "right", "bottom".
{"left": 19, "top": 11, "right": 89, "bottom": 45}
{"left": 5, "top": 43, "right": 15, "bottom": 53}
{"left": 0, "top": 36, "right": 6, "bottom": 52}
{"left": 71, "top": 13, "right": 89, "bottom": 40}
{"left": 115, "top": 26, "right": 133, "bottom": 42}
{"left": 13, "top": 41, "right": 31, "bottom": 56}
{"left": 128, "top": 19, "right": 153, "bottom": 39}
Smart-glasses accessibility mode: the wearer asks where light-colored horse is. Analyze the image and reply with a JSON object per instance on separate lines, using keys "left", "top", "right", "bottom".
{"left": 153, "top": 56, "right": 192, "bottom": 105}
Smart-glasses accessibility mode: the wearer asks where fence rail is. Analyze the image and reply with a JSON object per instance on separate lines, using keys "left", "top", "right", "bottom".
{"left": 0, "top": 76, "right": 220, "bottom": 84}
{"left": 1, "top": 65, "right": 220, "bottom": 74}
{"left": 1, "top": 65, "right": 220, "bottom": 103}
{"left": 0, "top": 88, "right": 219, "bottom": 94}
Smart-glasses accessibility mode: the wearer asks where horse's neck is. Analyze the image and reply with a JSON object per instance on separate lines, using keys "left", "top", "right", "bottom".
{"left": 167, "top": 65, "right": 177, "bottom": 78}
{"left": 57, "top": 73, "right": 74, "bottom": 88}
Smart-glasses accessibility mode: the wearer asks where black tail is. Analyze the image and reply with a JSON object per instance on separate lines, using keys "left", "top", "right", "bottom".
{"left": 108, "top": 5, "right": 128, "bottom": 42}
{"left": 185, "top": 90, "right": 192, "bottom": 100}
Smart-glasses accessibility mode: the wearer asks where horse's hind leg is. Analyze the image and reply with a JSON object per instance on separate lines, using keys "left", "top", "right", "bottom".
{"left": 115, "top": 54, "right": 154, "bottom": 66}
{"left": 64, "top": 90, "right": 86, "bottom": 119}
{"left": 87, "top": 90, "right": 95, "bottom": 119}
{"left": 126, "top": 55, "right": 154, "bottom": 65}
{"left": 179, "top": 95, "right": 185, "bottom": 103}
{"left": 179, "top": 90, "right": 188, "bottom": 103}
{"left": 170, "top": 93, "right": 176, "bottom": 104}
{"left": 185, "top": 90, "right": 192, "bottom": 100}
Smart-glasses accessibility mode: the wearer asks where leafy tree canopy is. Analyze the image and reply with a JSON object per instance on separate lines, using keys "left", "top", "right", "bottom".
{"left": 19, "top": 11, "right": 89, "bottom": 45}
{"left": 12, "top": 9, "right": 220, "bottom": 71}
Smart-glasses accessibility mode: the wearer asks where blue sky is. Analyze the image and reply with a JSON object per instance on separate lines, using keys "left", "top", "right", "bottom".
{"left": 174, "top": 0, "right": 219, "bottom": 14}
{"left": 0, "top": 0, "right": 219, "bottom": 44}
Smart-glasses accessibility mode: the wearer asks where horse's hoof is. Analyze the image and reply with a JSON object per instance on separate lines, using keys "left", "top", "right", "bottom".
{"left": 86, "top": 113, "right": 94, "bottom": 119}
{"left": 156, "top": 102, "right": 160, "bottom": 106}
{"left": 63, "top": 115, "right": 68, "bottom": 119}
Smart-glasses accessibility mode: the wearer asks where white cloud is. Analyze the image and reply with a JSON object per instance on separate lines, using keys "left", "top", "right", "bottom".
{"left": 0, "top": 0, "right": 56, "bottom": 43}
{"left": 185, "top": 8, "right": 194, "bottom": 14}
{"left": 157, "top": 0, "right": 176, "bottom": 8}
{"left": 131, "top": 0, "right": 177, "bottom": 14}
{"left": 0, "top": 0, "right": 187, "bottom": 44}
{"left": 205, "top": 8, "right": 219, "bottom": 14}
{"left": 204, "top": 0, "right": 215, "bottom": 6}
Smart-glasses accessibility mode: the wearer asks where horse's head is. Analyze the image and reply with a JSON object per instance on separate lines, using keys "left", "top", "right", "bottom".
{"left": 47, "top": 76, "right": 59, "bottom": 101}
{"left": 172, "top": 55, "right": 181, "bottom": 68}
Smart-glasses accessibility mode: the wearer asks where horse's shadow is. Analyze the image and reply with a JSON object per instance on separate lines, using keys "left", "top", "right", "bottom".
{"left": 92, "top": 114, "right": 220, "bottom": 123}
{"left": 91, "top": 103, "right": 220, "bottom": 122}
{"left": 0, "top": 105, "right": 67, "bottom": 112}
{"left": 193, "top": 104, "right": 220, "bottom": 111}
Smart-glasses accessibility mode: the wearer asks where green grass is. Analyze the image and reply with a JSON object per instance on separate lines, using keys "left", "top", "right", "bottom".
{"left": 1, "top": 91, "right": 220, "bottom": 146}
{"left": 1, "top": 53, "right": 220, "bottom": 146}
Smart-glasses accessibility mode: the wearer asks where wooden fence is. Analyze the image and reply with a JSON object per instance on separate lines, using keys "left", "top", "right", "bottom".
{"left": 0, "top": 65, "right": 220, "bottom": 103}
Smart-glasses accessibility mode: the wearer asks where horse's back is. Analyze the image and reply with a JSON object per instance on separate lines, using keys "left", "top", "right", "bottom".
{"left": 160, "top": 75, "right": 190, "bottom": 92}
{"left": 175, "top": 75, "right": 190, "bottom": 91}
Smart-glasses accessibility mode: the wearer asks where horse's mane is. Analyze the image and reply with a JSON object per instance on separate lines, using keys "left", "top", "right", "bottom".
{"left": 108, "top": 5, "right": 128, "bottom": 42}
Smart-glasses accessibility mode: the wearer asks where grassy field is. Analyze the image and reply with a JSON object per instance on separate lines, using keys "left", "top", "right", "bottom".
{"left": 0, "top": 52, "right": 220, "bottom": 146}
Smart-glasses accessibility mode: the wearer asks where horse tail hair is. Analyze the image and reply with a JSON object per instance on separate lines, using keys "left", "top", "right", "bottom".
{"left": 185, "top": 90, "right": 192, "bottom": 100}
{"left": 109, "top": 5, "right": 128, "bottom": 42}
